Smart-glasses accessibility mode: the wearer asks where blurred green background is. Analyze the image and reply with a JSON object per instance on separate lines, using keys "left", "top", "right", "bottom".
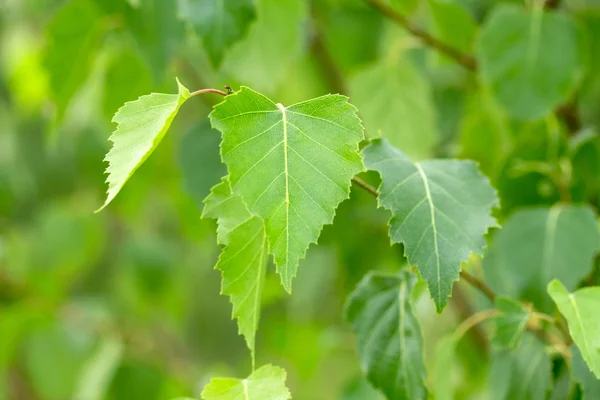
{"left": 1, "top": 0, "right": 599, "bottom": 399}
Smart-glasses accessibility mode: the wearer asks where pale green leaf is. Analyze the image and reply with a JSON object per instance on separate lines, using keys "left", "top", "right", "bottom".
{"left": 222, "top": 0, "right": 306, "bottom": 93}
{"left": 476, "top": 5, "right": 587, "bottom": 120}
{"left": 210, "top": 87, "right": 364, "bottom": 291}
{"left": 73, "top": 336, "right": 123, "bottom": 400}
{"left": 203, "top": 178, "right": 253, "bottom": 246}
{"left": 484, "top": 205, "right": 600, "bottom": 311}
{"left": 345, "top": 271, "right": 427, "bottom": 400}
{"left": 572, "top": 345, "right": 600, "bottom": 398}
{"left": 97, "top": 79, "right": 191, "bottom": 212}
{"left": 349, "top": 56, "right": 436, "bottom": 160}
{"left": 201, "top": 364, "right": 291, "bottom": 400}
{"left": 44, "top": 0, "right": 106, "bottom": 119}
{"left": 179, "top": 0, "right": 256, "bottom": 67}
{"left": 489, "top": 334, "right": 552, "bottom": 400}
{"left": 548, "top": 280, "right": 600, "bottom": 379}
{"left": 428, "top": 0, "right": 476, "bottom": 65}
{"left": 203, "top": 179, "right": 267, "bottom": 360}
{"left": 363, "top": 138, "right": 498, "bottom": 311}
{"left": 492, "top": 297, "right": 530, "bottom": 349}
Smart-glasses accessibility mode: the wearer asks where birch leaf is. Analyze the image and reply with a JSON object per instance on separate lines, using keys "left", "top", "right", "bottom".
{"left": 210, "top": 87, "right": 364, "bottom": 291}
{"left": 363, "top": 138, "right": 498, "bottom": 311}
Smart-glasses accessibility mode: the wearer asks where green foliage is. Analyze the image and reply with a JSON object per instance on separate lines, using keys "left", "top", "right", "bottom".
{"left": 98, "top": 79, "right": 191, "bottom": 211}
{"left": 548, "top": 280, "right": 600, "bottom": 378}
{"left": 484, "top": 205, "right": 600, "bottom": 311}
{"left": 477, "top": 5, "right": 587, "bottom": 120}
{"left": 210, "top": 87, "right": 364, "bottom": 291}
{"left": 179, "top": 0, "right": 256, "bottom": 67}
{"left": 203, "top": 178, "right": 267, "bottom": 361}
{"left": 5, "top": 0, "right": 600, "bottom": 398}
{"left": 492, "top": 297, "right": 530, "bottom": 349}
{"left": 201, "top": 365, "right": 291, "bottom": 400}
{"left": 363, "top": 138, "right": 498, "bottom": 311}
{"left": 345, "top": 271, "right": 427, "bottom": 400}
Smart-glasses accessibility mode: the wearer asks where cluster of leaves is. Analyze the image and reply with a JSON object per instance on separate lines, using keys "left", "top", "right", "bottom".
{"left": 3, "top": 0, "right": 600, "bottom": 399}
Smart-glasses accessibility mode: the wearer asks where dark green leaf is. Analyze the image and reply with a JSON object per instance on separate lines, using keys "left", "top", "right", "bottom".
{"left": 492, "top": 297, "right": 530, "bottom": 349}
{"left": 345, "top": 271, "right": 427, "bottom": 400}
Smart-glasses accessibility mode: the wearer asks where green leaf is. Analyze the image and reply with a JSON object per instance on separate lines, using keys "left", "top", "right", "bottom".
{"left": 210, "top": 87, "right": 364, "bottom": 291}
{"left": 204, "top": 178, "right": 267, "bottom": 360}
{"left": 362, "top": 138, "right": 498, "bottom": 311}
{"left": 572, "top": 345, "right": 600, "bottom": 398}
{"left": 44, "top": 0, "right": 106, "bottom": 119}
{"left": 222, "top": 0, "right": 307, "bottom": 93}
{"left": 203, "top": 178, "right": 253, "bottom": 246}
{"left": 345, "top": 271, "right": 427, "bottom": 400}
{"left": 125, "top": 0, "right": 183, "bottom": 83}
{"left": 102, "top": 49, "right": 152, "bottom": 120}
{"left": 97, "top": 79, "right": 191, "bottom": 212}
{"left": 484, "top": 205, "right": 600, "bottom": 311}
{"left": 349, "top": 56, "right": 436, "bottom": 160}
{"left": 179, "top": 0, "right": 256, "bottom": 67}
{"left": 201, "top": 364, "right": 291, "bottom": 400}
{"left": 73, "top": 336, "right": 123, "bottom": 400}
{"left": 548, "top": 280, "right": 600, "bottom": 379}
{"left": 476, "top": 5, "right": 587, "bottom": 120}
{"left": 492, "top": 297, "right": 530, "bottom": 349}
{"left": 428, "top": 0, "right": 476, "bottom": 64}
{"left": 489, "top": 334, "right": 552, "bottom": 400}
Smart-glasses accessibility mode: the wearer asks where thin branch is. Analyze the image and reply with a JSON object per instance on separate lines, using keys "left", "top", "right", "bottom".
{"left": 459, "top": 270, "right": 496, "bottom": 302}
{"left": 364, "top": 0, "right": 477, "bottom": 71}
{"left": 190, "top": 88, "right": 228, "bottom": 97}
{"left": 352, "top": 177, "right": 379, "bottom": 197}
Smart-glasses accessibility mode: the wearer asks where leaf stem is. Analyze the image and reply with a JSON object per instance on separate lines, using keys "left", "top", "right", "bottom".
{"left": 459, "top": 270, "right": 496, "bottom": 302}
{"left": 364, "top": 0, "right": 477, "bottom": 71}
{"left": 352, "top": 177, "right": 379, "bottom": 197}
{"left": 190, "top": 88, "right": 229, "bottom": 97}
{"left": 453, "top": 309, "right": 499, "bottom": 342}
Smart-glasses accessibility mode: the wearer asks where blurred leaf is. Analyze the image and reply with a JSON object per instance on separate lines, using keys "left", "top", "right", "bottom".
{"left": 73, "top": 335, "right": 123, "bottom": 400}
{"left": 458, "top": 88, "right": 510, "bottom": 177}
{"left": 201, "top": 364, "right": 291, "bottom": 400}
{"left": 222, "top": 0, "right": 307, "bottom": 93}
{"left": 340, "top": 376, "right": 383, "bottom": 400}
{"left": 489, "top": 334, "right": 552, "bottom": 400}
{"left": 210, "top": 87, "right": 364, "bottom": 291}
{"left": 345, "top": 271, "right": 427, "bottom": 400}
{"left": 484, "top": 205, "right": 600, "bottom": 312}
{"left": 102, "top": 48, "right": 152, "bottom": 120}
{"left": 44, "top": 0, "right": 106, "bottom": 118}
{"left": 349, "top": 55, "right": 436, "bottom": 160}
{"left": 492, "top": 297, "right": 530, "bottom": 349}
{"left": 388, "top": 0, "right": 418, "bottom": 14}
{"left": 179, "top": 121, "right": 227, "bottom": 210}
{"left": 109, "top": 360, "right": 164, "bottom": 400}
{"left": 572, "top": 345, "right": 600, "bottom": 398}
{"left": 25, "top": 323, "right": 97, "bottom": 400}
{"left": 97, "top": 79, "right": 191, "bottom": 211}
{"left": 362, "top": 138, "right": 498, "bottom": 311}
{"left": 125, "top": 0, "right": 183, "bottom": 83}
{"left": 432, "top": 335, "right": 457, "bottom": 400}
{"left": 476, "top": 5, "right": 587, "bottom": 120}
{"left": 428, "top": 0, "right": 476, "bottom": 65}
{"left": 179, "top": 0, "right": 256, "bottom": 67}
{"left": 569, "top": 129, "right": 600, "bottom": 204}
{"left": 204, "top": 178, "right": 267, "bottom": 362}
{"left": 548, "top": 280, "right": 600, "bottom": 378}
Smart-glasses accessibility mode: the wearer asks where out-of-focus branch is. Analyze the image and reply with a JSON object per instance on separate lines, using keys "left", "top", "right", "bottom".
{"left": 364, "top": 0, "right": 477, "bottom": 71}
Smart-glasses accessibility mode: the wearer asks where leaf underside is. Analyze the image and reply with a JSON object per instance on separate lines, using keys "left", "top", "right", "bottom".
{"left": 363, "top": 138, "right": 498, "bottom": 312}
{"left": 345, "top": 271, "right": 428, "bottom": 400}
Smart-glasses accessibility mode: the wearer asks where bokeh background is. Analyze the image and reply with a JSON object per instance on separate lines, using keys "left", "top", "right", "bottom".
{"left": 1, "top": 0, "right": 599, "bottom": 399}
